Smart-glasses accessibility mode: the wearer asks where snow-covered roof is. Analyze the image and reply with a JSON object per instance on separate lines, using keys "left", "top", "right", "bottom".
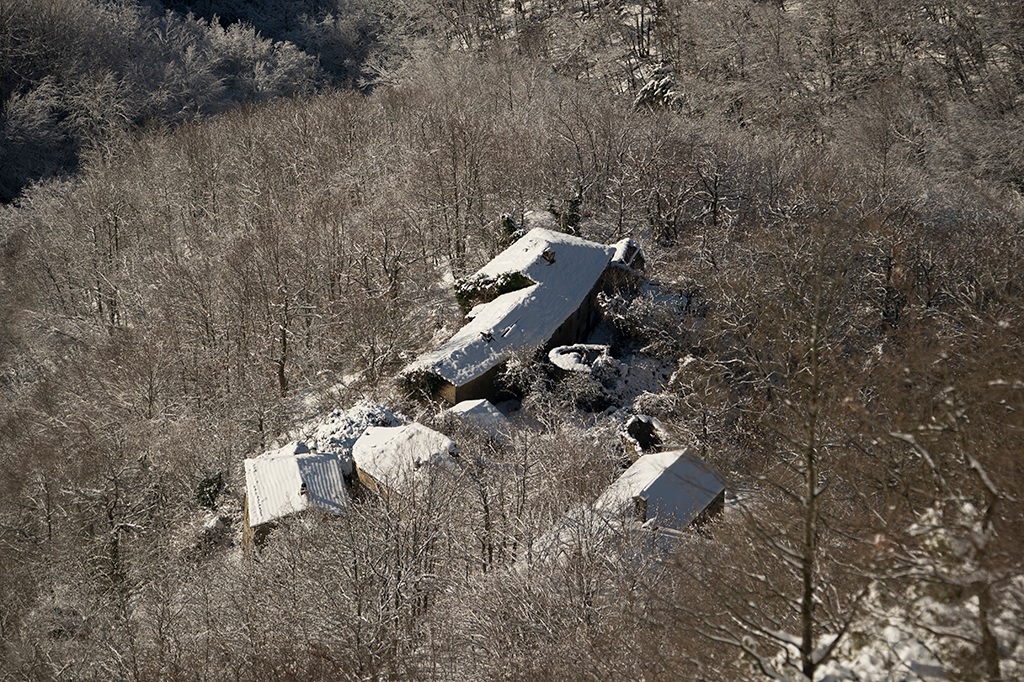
{"left": 244, "top": 453, "right": 349, "bottom": 528}
{"left": 447, "top": 399, "right": 508, "bottom": 435}
{"left": 525, "top": 505, "right": 623, "bottom": 565}
{"left": 594, "top": 450, "right": 725, "bottom": 530}
{"left": 404, "top": 228, "right": 616, "bottom": 387}
{"left": 353, "top": 423, "right": 458, "bottom": 492}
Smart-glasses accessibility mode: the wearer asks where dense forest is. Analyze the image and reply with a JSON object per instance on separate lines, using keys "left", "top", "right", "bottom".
{"left": 1, "top": 0, "right": 1023, "bottom": 679}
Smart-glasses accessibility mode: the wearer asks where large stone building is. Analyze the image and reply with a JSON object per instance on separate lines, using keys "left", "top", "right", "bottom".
{"left": 402, "top": 228, "right": 640, "bottom": 404}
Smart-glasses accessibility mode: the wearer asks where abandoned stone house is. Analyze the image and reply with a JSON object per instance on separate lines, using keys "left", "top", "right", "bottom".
{"left": 524, "top": 449, "right": 726, "bottom": 564}
{"left": 402, "top": 227, "right": 643, "bottom": 404}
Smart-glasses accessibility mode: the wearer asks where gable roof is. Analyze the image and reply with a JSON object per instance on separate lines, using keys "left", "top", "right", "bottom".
{"left": 244, "top": 452, "right": 349, "bottom": 528}
{"left": 404, "top": 228, "right": 616, "bottom": 388}
{"left": 352, "top": 423, "right": 458, "bottom": 492}
{"left": 594, "top": 450, "right": 726, "bottom": 530}
{"left": 524, "top": 504, "right": 623, "bottom": 565}
{"left": 446, "top": 398, "right": 509, "bottom": 435}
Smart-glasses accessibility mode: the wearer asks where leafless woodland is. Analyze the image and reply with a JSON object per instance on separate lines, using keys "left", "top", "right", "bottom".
{"left": 1, "top": 1, "right": 1023, "bottom": 679}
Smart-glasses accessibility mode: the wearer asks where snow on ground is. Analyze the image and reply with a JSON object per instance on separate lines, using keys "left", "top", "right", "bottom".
{"left": 259, "top": 401, "right": 407, "bottom": 477}
{"left": 584, "top": 283, "right": 687, "bottom": 412}
{"left": 586, "top": 350, "right": 677, "bottom": 416}
{"left": 789, "top": 584, "right": 963, "bottom": 681}
{"left": 520, "top": 504, "right": 623, "bottom": 567}
{"left": 762, "top": 540, "right": 1024, "bottom": 681}
{"left": 306, "top": 401, "right": 405, "bottom": 455}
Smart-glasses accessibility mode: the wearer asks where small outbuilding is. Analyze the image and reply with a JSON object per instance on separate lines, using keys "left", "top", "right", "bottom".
{"left": 445, "top": 398, "right": 509, "bottom": 438}
{"left": 523, "top": 449, "right": 725, "bottom": 566}
{"left": 352, "top": 423, "right": 459, "bottom": 498}
{"left": 242, "top": 451, "right": 350, "bottom": 552}
{"left": 594, "top": 449, "right": 726, "bottom": 530}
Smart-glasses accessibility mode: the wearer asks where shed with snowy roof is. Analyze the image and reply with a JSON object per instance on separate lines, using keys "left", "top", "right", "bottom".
{"left": 402, "top": 228, "right": 641, "bottom": 404}
{"left": 242, "top": 451, "right": 350, "bottom": 552}
{"left": 595, "top": 450, "right": 726, "bottom": 531}
{"left": 352, "top": 423, "right": 459, "bottom": 498}
{"left": 446, "top": 399, "right": 509, "bottom": 438}
{"left": 523, "top": 505, "right": 624, "bottom": 566}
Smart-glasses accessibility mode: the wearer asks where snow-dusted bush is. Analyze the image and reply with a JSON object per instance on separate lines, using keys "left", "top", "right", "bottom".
{"left": 454, "top": 270, "right": 534, "bottom": 315}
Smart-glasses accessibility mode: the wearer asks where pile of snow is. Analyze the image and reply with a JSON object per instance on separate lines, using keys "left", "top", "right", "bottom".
{"left": 260, "top": 440, "right": 312, "bottom": 458}
{"left": 522, "top": 209, "right": 559, "bottom": 230}
{"left": 306, "top": 401, "right": 404, "bottom": 454}
{"left": 548, "top": 343, "right": 619, "bottom": 375}
{"left": 610, "top": 237, "right": 644, "bottom": 270}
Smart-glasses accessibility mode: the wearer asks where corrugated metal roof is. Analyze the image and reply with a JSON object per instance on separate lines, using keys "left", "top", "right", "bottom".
{"left": 245, "top": 452, "right": 349, "bottom": 528}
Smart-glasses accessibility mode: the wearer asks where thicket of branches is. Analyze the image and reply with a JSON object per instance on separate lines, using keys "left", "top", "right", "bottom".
{"left": 1, "top": 1, "right": 1023, "bottom": 679}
